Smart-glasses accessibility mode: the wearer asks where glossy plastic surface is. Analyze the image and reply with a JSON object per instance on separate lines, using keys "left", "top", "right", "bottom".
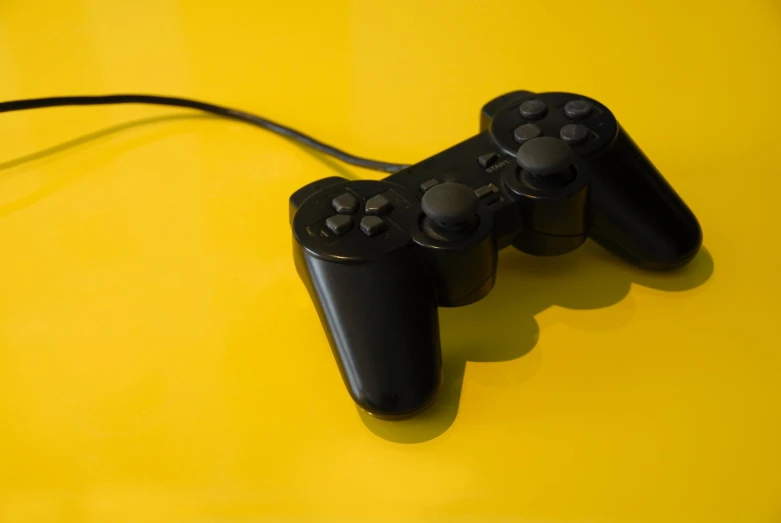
{"left": 292, "top": 91, "right": 703, "bottom": 417}
{"left": 3, "top": 1, "right": 781, "bottom": 522}
{"left": 294, "top": 239, "right": 442, "bottom": 418}
{"left": 291, "top": 176, "right": 497, "bottom": 416}
{"left": 482, "top": 91, "right": 702, "bottom": 269}
{"left": 588, "top": 128, "right": 703, "bottom": 268}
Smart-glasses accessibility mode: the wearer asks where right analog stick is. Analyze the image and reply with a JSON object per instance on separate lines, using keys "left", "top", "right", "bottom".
{"left": 516, "top": 137, "right": 577, "bottom": 189}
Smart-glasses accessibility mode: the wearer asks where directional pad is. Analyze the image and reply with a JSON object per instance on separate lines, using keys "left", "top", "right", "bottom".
{"left": 332, "top": 193, "right": 358, "bottom": 214}
{"left": 325, "top": 215, "right": 354, "bottom": 236}
{"left": 365, "top": 193, "right": 393, "bottom": 215}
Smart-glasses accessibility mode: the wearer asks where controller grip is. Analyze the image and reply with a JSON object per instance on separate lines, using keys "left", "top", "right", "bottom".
{"left": 293, "top": 244, "right": 442, "bottom": 418}
{"left": 588, "top": 127, "right": 702, "bottom": 269}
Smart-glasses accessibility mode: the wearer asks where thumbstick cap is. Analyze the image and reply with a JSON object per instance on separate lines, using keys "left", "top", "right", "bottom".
{"left": 516, "top": 137, "right": 574, "bottom": 176}
{"left": 421, "top": 182, "right": 479, "bottom": 227}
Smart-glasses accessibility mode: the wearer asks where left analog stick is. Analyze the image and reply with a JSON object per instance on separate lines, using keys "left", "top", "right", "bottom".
{"left": 421, "top": 182, "right": 479, "bottom": 229}
{"left": 420, "top": 182, "right": 480, "bottom": 241}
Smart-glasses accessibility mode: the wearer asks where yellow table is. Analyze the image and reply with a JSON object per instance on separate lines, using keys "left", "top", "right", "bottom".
{"left": 1, "top": 1, "right": 780, "bottom": 521}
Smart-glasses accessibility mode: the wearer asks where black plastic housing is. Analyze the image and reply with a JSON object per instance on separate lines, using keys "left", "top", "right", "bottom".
{"left": 289, "top": 90, "right": 703, "bottom": 418}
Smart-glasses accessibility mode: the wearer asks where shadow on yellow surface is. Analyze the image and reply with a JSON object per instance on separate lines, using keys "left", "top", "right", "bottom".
{"left": 360, "top": 242, "right": 714, "bottom": 443}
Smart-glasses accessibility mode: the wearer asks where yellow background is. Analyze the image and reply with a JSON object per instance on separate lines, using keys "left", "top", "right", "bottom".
{"left": 1, "top": 1, "right": 780, "bottom": 521}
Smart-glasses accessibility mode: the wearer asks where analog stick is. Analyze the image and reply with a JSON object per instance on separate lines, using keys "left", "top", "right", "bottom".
{"left": 421, "top": 182, "right": 479, "bottom": 239}
{"left": 516, "top": 137, "right": 577, "bottom": 189}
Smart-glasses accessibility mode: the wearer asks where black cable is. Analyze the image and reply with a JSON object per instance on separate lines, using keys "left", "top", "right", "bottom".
{"left": 0, "top": 94, "right": 410, "bottom": 174}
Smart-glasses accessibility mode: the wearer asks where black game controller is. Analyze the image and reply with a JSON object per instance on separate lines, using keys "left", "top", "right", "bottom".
{"left": 289, "top": 91, "right": 702, "bottom": 419}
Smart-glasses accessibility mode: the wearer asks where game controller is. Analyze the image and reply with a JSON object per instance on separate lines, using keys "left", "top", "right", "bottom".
{"left": 289, "top": 90, "right": 702, "bottom": 419}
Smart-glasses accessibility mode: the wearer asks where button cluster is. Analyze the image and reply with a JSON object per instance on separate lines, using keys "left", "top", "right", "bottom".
{"left": 512, "top": 98, "right": 595, "bottom": 147}
{"left": 325, "top": 192, "right": 393, "bottom": 238}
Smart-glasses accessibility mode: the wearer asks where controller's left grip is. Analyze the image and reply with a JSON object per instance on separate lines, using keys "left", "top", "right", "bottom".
{"left": 293, "top": 242, "right": 442, "bottom": 418}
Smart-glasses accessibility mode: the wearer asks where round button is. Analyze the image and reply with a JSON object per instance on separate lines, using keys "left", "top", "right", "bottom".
{"left": 564, "top": 100, "right": 592, "bottom": 120}
{"left": 516, "top": 137, "right": 574, "bottom": 176}
{"left": 560, "top": 124, "right": 589, "bottom": 145}
{"left": 421, "top": 182, "right": 479, "bottom": 227}
{"left": 519, "top": 99, "right": 547, "bottom": 120}
{"left": 513, "top": 124, "right": 542, "bottom": 144}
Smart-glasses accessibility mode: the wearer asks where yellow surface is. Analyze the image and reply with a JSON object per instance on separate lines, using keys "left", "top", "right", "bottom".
{"left": 1, "top": 0, "right": 780, "bottom": 521}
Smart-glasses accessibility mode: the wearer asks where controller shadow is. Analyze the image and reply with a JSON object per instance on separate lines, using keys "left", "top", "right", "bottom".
{"left": 358, "top": 240, "right": 714, "bottom": 443}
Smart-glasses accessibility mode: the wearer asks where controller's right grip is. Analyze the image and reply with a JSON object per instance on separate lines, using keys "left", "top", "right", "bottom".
{"left": 293, "top": 244, "right": 442, "bottom": 418}
{"left": 588, "top": 127, "right": 703, "bottom": 269}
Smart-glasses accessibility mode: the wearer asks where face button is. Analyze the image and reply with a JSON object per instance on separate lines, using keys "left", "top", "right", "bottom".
{"left": 564, "top": 100, "right": 593, "bottom": 120}
{"left": 420, "top": 179, "right": 441, "bottom": 193}
{"left": 331, "top": 193, "right": 358, "bottom": 214}
{"left": 519, "top": 99, "right": 547, "bottom": 120}
{"left": 477, "top": 152, "right": 499, "bottom": 168}
{"left": 325, "top": 214, "right": 354, "bottom": 236}
{"left": 360, "top": 216, "right": 388, "bottom": 237}
{"left": 514, "top": 123, "right": 542, "bottom": 144}
{"left": 365, "top": 193, "right": 394, "bottom": 215}
{"left": 560, "top": 124, "right": 589, "bottom": 145}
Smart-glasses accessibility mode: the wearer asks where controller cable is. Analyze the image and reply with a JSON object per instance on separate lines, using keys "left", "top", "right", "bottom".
{"left": 0, "top": 94, "right": 410, "bottom": 174}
